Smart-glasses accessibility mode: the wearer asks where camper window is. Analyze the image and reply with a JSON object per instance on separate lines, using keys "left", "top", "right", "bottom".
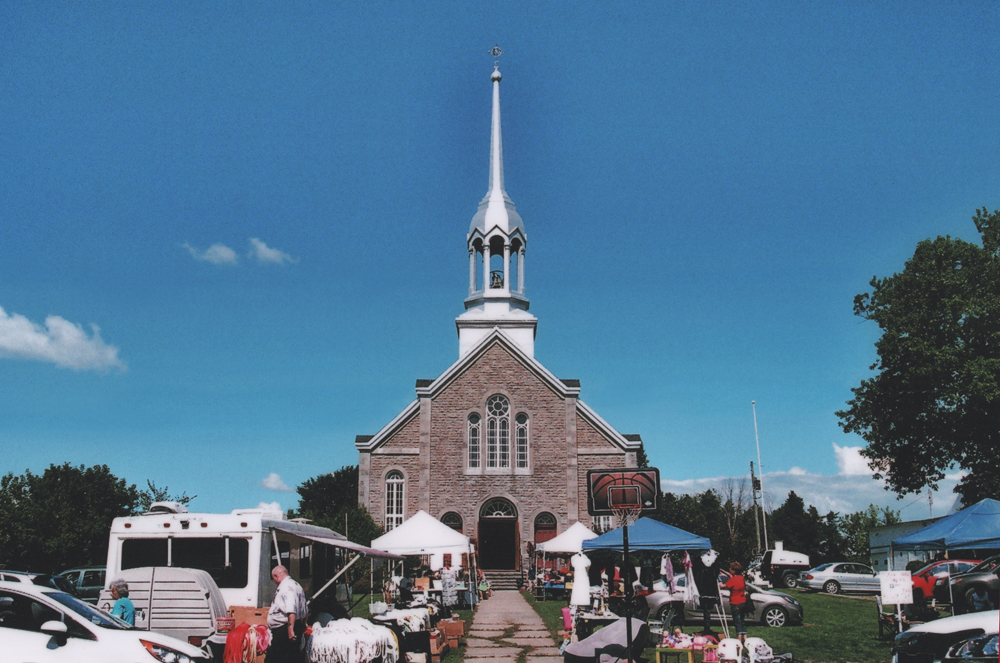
{"left": 120, "top": 537, "right": 251, "bottom": 589}
{"left": 270, "top": 541, "right": 291, "bottom": 571}
{"left": 300, "top": 544, "right": 311, "bottom": 579}
{"left": 122, "top": 539, "right": 168, "bottom": 569}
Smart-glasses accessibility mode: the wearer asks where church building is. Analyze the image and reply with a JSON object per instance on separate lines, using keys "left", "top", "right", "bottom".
{"left": 356, "top": 65, "right": 642, "bottom": 571}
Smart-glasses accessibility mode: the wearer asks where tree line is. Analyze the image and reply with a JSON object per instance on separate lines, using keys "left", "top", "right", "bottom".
{"left": 649, "top": 484, "right": 900, "bottom": 568}
{"left": 0, "top": 463, "right": 192, "bottom": 573}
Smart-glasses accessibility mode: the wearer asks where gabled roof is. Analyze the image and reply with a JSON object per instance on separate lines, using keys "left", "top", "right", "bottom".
{"left": 415, "top": 327, "right": 578, "bottom": 399}
{"left": 356, "top": 328, "right": 639, "bottom": 453}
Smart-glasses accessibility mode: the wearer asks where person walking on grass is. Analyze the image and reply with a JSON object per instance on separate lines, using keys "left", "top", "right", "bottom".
{"left": 722, "top": 562, "right": 748, "bottom": 644}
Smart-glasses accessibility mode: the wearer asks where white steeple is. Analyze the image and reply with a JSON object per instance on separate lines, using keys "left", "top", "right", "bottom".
{"left": 457, "top": 62, "right": 537, "bottom": 358}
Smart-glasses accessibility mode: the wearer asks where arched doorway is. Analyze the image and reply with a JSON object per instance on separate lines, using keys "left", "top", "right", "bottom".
{"left": 478, "top": 498, "right": 519, "bottom": 570}
{"left": 534, "top": 512, "right": 558, "bottom": 570}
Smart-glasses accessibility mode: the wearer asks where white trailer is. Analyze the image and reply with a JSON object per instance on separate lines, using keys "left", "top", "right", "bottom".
{"left": 104, "top": 503, "right": 398, "bottom": 653}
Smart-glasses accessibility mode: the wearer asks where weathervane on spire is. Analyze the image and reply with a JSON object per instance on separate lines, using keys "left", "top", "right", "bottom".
{"left": 489, "top": 45, "right": 503, "bottom": 67}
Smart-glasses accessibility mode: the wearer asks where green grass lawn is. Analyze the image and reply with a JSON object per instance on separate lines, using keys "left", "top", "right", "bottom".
{"left": 523, "top": 589, "right": 896, "bottom": 663}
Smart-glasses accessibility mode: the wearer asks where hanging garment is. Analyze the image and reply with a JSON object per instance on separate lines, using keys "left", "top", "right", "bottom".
{"left": 683, "top": 552, "right": 699, "bottom": 606}
{"left": 440, "top": 567, "right": 458, "bottom": 607}
{"left": 570, "top": 552, "right": 592, "bottom": 606}
{"left": 661, "top": 554, "right": 675, "bottom": 592}
{"left": 308, "top": 617, "right": 399, "bottom": 663}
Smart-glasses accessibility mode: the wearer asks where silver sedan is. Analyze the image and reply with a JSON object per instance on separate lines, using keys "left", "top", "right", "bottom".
{"left": 799, "top": 562, "right": 880, "bottom": 594}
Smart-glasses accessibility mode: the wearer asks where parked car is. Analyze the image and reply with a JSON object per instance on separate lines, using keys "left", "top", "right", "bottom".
{"left": 646, "top": 573, "right": 804, "bottom": 628}
{"left": 943, "top": 632, "right": 998, "bottom": 663}
{"left": 892, "top": 609, "right": 999, "bottom": 663}
{"left": 0, "top": 580, "right": 210, "bottom": 662}
{"left": 0, "top": 571, "right": 75, "bottom": 595}
{"left": 948, "top": 555, "right": 1000, "bottom": 611}
{"left": 54, "top": 566, "right": 106, "bottom": 604}
{"left": 910, "top": 560, "right": 980, "bottom": 603}
{"left": 799, "top": 562, "right": 881, "bottom": 595}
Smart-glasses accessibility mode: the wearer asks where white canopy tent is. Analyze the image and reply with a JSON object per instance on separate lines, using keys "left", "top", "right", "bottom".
{"left": 537, "top": 522, "right": 598, "bottom": 554}
{"left": 371, "top": 510, "right": 474, "bottom": 570}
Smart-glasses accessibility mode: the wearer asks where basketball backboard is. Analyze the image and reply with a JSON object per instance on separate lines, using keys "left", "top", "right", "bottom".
{"left": 586, "top": 468, "right": 660, "bottom": 516}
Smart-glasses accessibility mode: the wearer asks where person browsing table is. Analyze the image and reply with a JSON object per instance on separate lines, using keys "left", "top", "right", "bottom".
{"left": 266, "top": 565, "right": 307, "bottom": 662}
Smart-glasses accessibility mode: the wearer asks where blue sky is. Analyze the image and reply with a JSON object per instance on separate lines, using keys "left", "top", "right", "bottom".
{"left": 2, "top": 3, "right": 998, "bottom": 524}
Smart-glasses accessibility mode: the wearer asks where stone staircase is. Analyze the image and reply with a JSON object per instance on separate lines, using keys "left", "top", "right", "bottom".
{"left": 483, "top": 570, "right": 523, "bottom": 591}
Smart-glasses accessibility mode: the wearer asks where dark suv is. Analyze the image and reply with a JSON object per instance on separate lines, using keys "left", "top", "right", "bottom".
{"left": 949, "top": 555, "right": 1000, "bottom": 611}
{"left": 55, "top": 566, "right": 106, "bottom": 603}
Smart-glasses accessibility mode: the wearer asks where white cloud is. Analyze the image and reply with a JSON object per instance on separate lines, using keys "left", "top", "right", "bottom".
{"left": 662, "top": 463, "right": 960, "bottom": 521}
{"left": 182, "top": 242, "right": 238, "bottom": 265}
{"left": 260, "top": 473, "right": 293, "bottom": 492}
{"left": 833, "top": 443, "right": 871, "bottom": 476}
{"left": 249, "top": 238, "right": 297, "bottom": 265}
{"left": 0, "top": 305, "right": 126, "bottom": 371}
{"left": 257, "top": 501, "right": 283, "bottom": 513}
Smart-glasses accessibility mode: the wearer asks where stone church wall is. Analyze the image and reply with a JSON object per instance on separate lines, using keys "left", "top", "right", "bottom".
{"left": 427, "top": 343, "right": 572, "bottom": 544}
{"left": 365, "top": 412, "right": 421, "bottom": 527}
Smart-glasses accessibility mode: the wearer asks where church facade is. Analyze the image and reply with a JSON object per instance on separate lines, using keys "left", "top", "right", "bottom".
{"left": 356, "top": 65, "right": 641, "bottom": 571}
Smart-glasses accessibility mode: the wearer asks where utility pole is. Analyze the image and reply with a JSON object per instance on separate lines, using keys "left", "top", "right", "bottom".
{"left": 752, "top": 401, "right": 769, "bottom": 550}
{"left": 751, "top": 461, "right": 762, "bottom": 554}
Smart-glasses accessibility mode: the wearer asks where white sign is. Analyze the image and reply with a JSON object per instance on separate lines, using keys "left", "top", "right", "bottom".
{"left": 880, "top": 570, "right": 913, "bottom": 604}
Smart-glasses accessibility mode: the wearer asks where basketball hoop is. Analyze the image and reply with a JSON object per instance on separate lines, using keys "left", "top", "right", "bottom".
{"left": 612, "top": 505, "right": 642, "bottom": 528}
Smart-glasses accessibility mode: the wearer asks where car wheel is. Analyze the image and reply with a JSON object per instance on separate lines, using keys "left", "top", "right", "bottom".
{"left": 762, "top": 605, "right": 788, "bottom": 627}
{"left": 823, "top": 580, "right": 841, "bottom": 595}
{"left": 781, "top": 572, "right": 799, "bottom": 589}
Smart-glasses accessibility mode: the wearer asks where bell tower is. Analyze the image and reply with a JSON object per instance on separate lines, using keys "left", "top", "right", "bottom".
{"left": 456, "top": 62, "right": 538, "bottom": 358}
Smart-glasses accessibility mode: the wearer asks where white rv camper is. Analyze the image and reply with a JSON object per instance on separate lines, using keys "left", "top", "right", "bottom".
{"left": 103, "top": 502, "right": 398, "bottom": 653}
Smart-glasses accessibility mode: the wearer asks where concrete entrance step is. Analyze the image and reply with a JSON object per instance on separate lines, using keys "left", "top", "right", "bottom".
{"left": 483, "top": 570, "right": 523, "bottom": 590}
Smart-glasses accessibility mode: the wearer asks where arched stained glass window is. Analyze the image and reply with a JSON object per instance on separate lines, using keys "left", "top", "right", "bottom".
{"left": 486, "top": 394, "right": 510, "bottom": 469}
{"left": 385, "top": 471, "right": 404, "bottom": 531}
{"left": 468, "top": 414, "right": 481, "bottom": 469}
{"left": 515, "top": 413, "right": 529, "bottom": 469}
{"left": 441, "top": 512, "right": 463, "bottom": 531}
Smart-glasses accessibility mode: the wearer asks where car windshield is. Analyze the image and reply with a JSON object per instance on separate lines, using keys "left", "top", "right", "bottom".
{"left": 969, "top": 557, "right": 1000, "bottom": 573}
{"left": 811, "top": 563, "right": 835, "bottom": 572}
{"left": 45, "top": 590, "right": 129, "bottom": 629}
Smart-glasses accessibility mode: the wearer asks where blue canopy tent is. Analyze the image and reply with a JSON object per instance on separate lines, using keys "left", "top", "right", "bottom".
{"left": 891, "top": 498, "right": 1000, "bottom": 612}
{"left": 892, "top": 498, "right": 1000, "bottom": 551}
{"left": 582, "top": 517, "right": 712, "bottom": 552}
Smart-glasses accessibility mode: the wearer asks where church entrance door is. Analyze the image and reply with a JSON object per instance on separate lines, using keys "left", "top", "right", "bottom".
{"left": 478, "top": 498, "right": 519, "bottom": 570}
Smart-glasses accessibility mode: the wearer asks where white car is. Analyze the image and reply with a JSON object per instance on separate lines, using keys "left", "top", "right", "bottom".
{"left": 0, "top": 581, "right": 210, "bottom": 663}
{"left": 893, "top": 610, "right": 1000, "bottom": 663}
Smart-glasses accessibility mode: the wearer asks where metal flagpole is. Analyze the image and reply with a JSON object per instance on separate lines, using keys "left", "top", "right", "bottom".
{"left": 752, "top": 401, "right": 769, "bottom": 550}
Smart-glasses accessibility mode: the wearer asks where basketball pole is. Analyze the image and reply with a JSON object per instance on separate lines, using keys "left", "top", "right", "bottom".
{"left": 623, "top": 519, "right": 633, "bottom": 663}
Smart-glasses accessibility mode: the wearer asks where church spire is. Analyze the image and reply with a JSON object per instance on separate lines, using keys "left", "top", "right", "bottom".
{"left": 457, "top": 58, "right": 537, "bottom": 359}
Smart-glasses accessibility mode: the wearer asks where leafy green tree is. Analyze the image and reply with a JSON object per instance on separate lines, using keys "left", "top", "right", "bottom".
{"left": 0, "top": 463, "right": 142, "bottom": 572}
{"left": 636, "top": 445, "right": 649, "bottom": 468}
{"left": 295, "top": 465, "right": 382, "bottom": 545}
{"left": 839, "top": 504, "right": 900, "bottom": 563}
{"left": 838, "top": 208, "right": 1000, "bottom": 506}
{"left": 768, "top": 491, "right": 831, "bottom": 560}
{"left": 136, "top": 480, "right": 196, "bottom": 514}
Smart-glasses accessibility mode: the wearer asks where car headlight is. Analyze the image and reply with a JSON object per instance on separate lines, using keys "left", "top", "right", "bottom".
{"left": 141, "top": 639, "right": 202, "bottom": 663}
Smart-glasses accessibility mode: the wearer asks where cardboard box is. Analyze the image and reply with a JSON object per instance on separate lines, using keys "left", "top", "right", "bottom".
{"left": 447, "top": 635, "right": 460, "bottom": 649}
{"left": 430, "top": 631, "right": 449, "bottom": 662}
{"left": 414, "top": 577, "right": 431, "bottom": 591}
{"left": 439, "top": 619, "right": 465, "bottom": 637}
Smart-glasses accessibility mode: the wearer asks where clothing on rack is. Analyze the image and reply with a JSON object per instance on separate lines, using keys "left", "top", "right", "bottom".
{"left": 308, "top": 618, "right": 399, "bottom": 663}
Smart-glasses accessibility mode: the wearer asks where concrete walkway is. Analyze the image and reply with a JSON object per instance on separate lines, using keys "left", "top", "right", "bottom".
{"left": 463, "top": 590, "right": 563, "bottom": 663}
